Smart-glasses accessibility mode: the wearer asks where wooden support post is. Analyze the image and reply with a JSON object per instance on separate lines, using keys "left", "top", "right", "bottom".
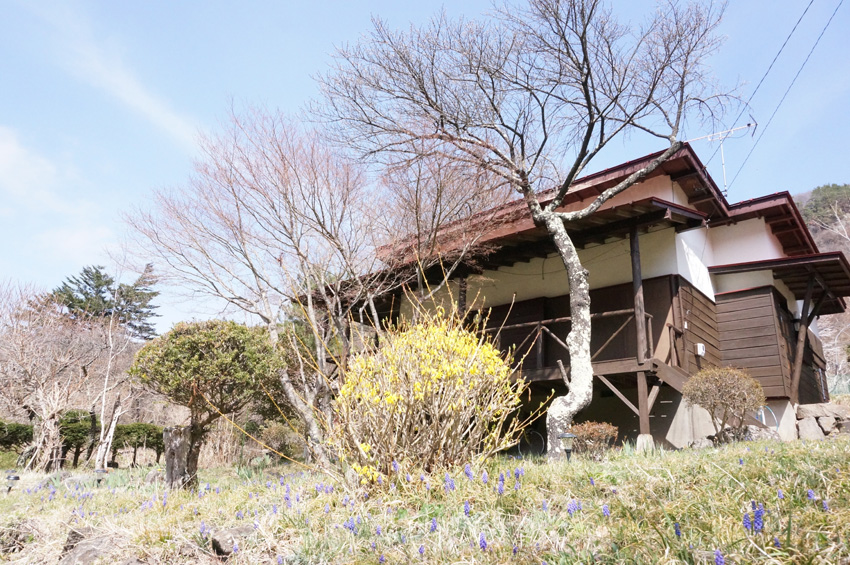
{"left": 636, "top": 370, "right": 653, "bottom": 452}
{"left": 458, "top": 277, "right": 467, "bottom": 317}
{"left": 535, "top": 323, "right": 545, "bottom": 370}
{"left": 630, "top": 226, "right": 647, "bottom": 364}
{"left": 790, "top": 275, "right": 815, "bottom": 404}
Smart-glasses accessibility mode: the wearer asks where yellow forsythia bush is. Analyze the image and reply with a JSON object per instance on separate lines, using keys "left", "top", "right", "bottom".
{"left": 332, "top": 308, "right": 528, "bottom": 479}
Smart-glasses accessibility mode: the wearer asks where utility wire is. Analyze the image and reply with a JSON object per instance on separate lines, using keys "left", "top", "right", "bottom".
{"left": 704, "top": 0, "right": 816, "bottom": 168}
{"left": 728, "top": 0, "right": 844, "bottom": 190}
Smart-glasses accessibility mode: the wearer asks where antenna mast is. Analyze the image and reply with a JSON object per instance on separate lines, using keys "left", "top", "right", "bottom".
{"left": 687, "top": 121, "right": 757, "bottom": 196}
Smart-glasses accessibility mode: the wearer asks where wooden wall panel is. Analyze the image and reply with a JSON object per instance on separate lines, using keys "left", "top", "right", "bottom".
{"left": 716, "top": 286, "right": 788, "bottom": 398}
{"left": 678, "top": 277, "right": 721, "bottom": 370}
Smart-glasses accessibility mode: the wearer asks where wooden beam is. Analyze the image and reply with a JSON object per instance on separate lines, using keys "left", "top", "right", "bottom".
{"left": 631, "top": 225, "right": 647, "bottom": 364}
{"left": 597, "top": 374, "right": 640, "bottom": 417}
{"left": 807, "top": 292, "right": 827, "bottom": 326}
{"left": 637, "top": 371, "right": 651, "bottom": 435}
{"left": 790, "top": 274, "right": 815, "bottom": 404}
{"left": 647, "top": 384, "right": 661, "bottom": 413}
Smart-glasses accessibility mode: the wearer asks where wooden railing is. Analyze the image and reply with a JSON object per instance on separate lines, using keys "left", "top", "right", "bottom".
{"left": 484, "top": 308, "right": 654, "bottom": 371}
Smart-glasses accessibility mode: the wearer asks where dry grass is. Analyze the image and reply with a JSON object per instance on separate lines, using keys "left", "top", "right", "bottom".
{"left": 1, "top": 436, "right": 849, "bottom": 563}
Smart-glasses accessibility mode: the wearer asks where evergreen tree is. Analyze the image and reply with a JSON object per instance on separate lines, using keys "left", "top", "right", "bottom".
{"left": 51, "top": 264, "right": 160, "bottom": 340}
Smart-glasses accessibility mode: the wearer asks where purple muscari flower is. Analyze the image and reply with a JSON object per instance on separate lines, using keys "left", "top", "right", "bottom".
{"left": 479, "top": 532, "right": 487, "bottom": 551}
{"left": 750, "top": 500, "right": 756, "bottom": 511}
{"left": 590, "top": 477, "right": 595, "bottom": 486}
{"left": 514, "top": 479, "right": 521, "bottom": 491}
{"left": 482, "top": 470, "right": 488, "bottom": 484}
{"left": 773, "top": 537, "right": 781, "bottom": 548}
{"left": 325, "top": 504, "right": 330, "bottom": 514}
{"left": 464, "top": 464, "right": 473, "bottom": 480}
{"left": 542, "top": 499, "right": 549, "bottom": 512}
{"left": 754, "top": 504, "right": 764, "bottom": 533}
{"left": 497, "top": 481, "right": 504, "bottom": 496}
{"left": 464, "top": 500, "right": 470, "bottom": 517}
{"left": 603, "top": 504, "right": 611, "bottom": 518}
{"left": 277, "top": 557, "right": 284, "bottom": 565}
{"left": 807, "top": 489, "right": 815, "bottom": 500}
{"left": 567, "top": 499, "right": 578, "bottom": 517}
{"left": 444, "top": 473, "right": 455, "bottom": 492}
{"left": 778, "top": 489, "right": 784, "bottom": 499}
{"left": 371, "top": 542, "right": 376, "bottom": 550}
{"left": 236, "top": 510, "right": 244, "bottom": 520}
{"left": 376, "top": 525, "right": 382, "bottom": 536}
{"left": 430, "top": 517, "right": 438, "bottom": 533}
{"left": 739, "top": 458, "right": 744, "bottom": 466}
{"left": 406, "top": 473, "right": 411, "bottom": 483}
{"left": 513, "top": 545, "right": 518, "bottom": 555}
{"left": 822, "top": 500, "right": 830, "bottom": 512}
{"left": 743, "top": 512, "right": 752, "bottom": 532}
{"left": 714, "top": 549, "right": 725, "bottom": 565}
{"left": 392, "top": 460, "right": 399, "bottom": 473}
{"left": 233, "top": 543, "right": 239, "bottom": 554}
{"left": 377, "top": 475, "right": 383, "bottom": 486}
{"left": 401, "top": 534, "right": 406, "bottom": 543}
{"left": 419, "top": 545, "right": 425, "bottom": 556}
{"left": 379, "top": 555, "right": 385, "bottom": 564}
{"left": 272, "top": 503, "right": 278, "bottom": 515}
{"left": 425, "top": 482, "right": 430, "bottom": 491}
{"left": 674, "top": 522, "right": 680, "bottom": 537}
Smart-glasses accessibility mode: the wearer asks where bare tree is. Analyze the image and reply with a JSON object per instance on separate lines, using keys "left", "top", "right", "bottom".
{"left": 0, "top": 283, "right": 102, "bottom": 471}
{"left": 319, "top": 0, "right": 731, "bottom": 452}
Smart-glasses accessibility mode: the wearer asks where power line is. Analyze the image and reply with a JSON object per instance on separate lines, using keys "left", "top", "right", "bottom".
{"left": 728, "top": 0, "right": 844, "bottom": 191}
{"left": 704, "top": 0, "right": 816, "bottom": 168}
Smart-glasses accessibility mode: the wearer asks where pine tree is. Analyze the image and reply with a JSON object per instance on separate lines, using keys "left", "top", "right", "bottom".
{"left": 51, "top": 264, "right": 160, "bottom": 340}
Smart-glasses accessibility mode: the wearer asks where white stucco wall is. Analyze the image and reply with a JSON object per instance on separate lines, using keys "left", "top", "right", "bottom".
{"left": 709, "top": 217, "right": 785, "bottom": 265}
{"left": 675, "top": 227, "right": 715, "bottom": 300}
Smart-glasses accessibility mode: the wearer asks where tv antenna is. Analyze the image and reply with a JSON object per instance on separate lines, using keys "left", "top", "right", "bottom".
{"left": 687, "top": 120, "right": 757, "bottom": 197}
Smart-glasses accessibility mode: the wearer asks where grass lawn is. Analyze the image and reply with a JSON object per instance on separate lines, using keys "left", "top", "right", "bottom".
{"left": 1, "top": 437, "right": 848, "bottom": 563}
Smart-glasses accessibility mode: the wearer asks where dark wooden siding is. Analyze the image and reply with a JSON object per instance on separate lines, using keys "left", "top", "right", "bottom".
{"left": 677, "top": 277, "right": 721, "bottom": 371}
{"left": 485, "top": 275, "right": 675, "bottom": 368}
{"left": 799, "top": 327, "right": 829, "bottom": 404}
{"left": 716, "top": 286, "right": 789, "bottom": 398}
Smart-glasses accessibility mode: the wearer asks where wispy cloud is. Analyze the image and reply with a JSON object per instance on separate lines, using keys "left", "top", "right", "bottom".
{"left": 0, "top": 125, "right": 115, "bottom": 275}
{"left": 23, "top": 2, "right": 198, "bottom": 151}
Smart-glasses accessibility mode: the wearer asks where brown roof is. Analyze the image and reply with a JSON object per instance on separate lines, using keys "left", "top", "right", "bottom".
{"left": 710, "top": 252, "right": 850, "bottom": 315}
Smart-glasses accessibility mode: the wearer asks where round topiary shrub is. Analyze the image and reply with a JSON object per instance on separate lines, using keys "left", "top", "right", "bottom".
{"left": 682, "top": 366, "right": 765, "bottom": 442}
{"left": 571, "top": 420, "right": 618, "bottom": 460}
{"left": 332, "top": 309, "right": 529, "bottom": 481}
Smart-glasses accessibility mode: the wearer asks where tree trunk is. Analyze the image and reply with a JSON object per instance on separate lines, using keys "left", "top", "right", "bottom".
{"left": 163, "top": 424, "right": 204, "bottom": 489}
{"left": 95, "top": 395, "right": 122, "bottom": 470}
{"left": 85, "top": 409, "right": 98, "bottom": 462}
{"left": 543, "top": 216, "right": 595, "bottom": 458}
{"left": 30, "top": 415, "right": 64, "bottom": 472}
{"left": 164, "top": 426, "right": 191, "bottom": 489}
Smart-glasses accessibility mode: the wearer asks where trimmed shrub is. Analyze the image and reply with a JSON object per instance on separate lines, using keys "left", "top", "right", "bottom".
{"left": 112, "top": 423, "right": 165, "bottom": 465}
{"left": 571, "top": 421, "right": 617, "bottom": 460}
{"left": 0, "top": 421, "right": 33, "bottom": 451}
{"left": 332, "top": 307, "right": 529, "bottom": 481}
{"left": 682, "top": 366, "right": 765, "bottom": 442}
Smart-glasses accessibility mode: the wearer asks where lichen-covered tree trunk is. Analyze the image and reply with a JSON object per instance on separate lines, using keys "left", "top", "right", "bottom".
{"left": 163, "top": 424, "right": 207, "bottom": 489}
{"left": 543, "top": 216, "right": 595, "bottom": 458}
{"left": 163, "top": 426, "right": 191, "bottom": 489}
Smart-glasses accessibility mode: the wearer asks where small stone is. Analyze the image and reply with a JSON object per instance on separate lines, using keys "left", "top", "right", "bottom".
{"left": 797, "top": 417, "right": 825, "bottom": 440}
{"left": 742, "top": 425, "right": 781, "bottom": 441}
{"left": 689, "top": 438, "right": 714, "bottom": 449}
{"left": 144, "top": 469, "right": 163, "bottom": 484}
{"left": 817, "top": 416, "right": 836, "bottom": 434}
{"left": 211, "top": 525, "right": 254, "bottom": 557}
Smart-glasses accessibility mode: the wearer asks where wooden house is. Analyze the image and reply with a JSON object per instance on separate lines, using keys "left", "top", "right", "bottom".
{"left": 376, "top": 144, "right": 850, "bottom": 448}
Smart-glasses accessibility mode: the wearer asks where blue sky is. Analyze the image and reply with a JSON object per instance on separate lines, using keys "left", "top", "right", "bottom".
{"left": 1, "top": 0, "right": 848, "bottom": 330}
